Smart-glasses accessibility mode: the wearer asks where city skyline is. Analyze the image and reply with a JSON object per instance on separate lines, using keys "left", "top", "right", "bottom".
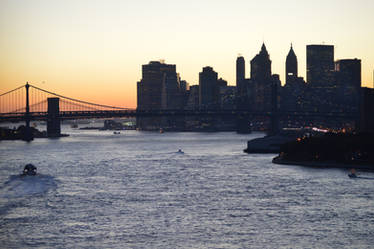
{"left": 1, "top": 0, "right": 374, "bottom": 108}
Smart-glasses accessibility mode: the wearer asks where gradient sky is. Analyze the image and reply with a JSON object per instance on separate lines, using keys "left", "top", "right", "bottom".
{"left": 1, "top": 0, "right": 373, "bottom": 108}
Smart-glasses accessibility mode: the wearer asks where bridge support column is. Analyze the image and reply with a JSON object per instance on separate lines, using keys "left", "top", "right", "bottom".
{"left": 47, "top": 97, "right": 61, "bottom": 137}
{"left": 23, "top": 82, "right": 33, "bottom": 141}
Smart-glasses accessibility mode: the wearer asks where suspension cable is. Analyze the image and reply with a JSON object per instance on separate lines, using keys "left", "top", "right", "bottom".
{"left": 29, "top": 84, "right": 130, "bottom": 110}
{"left": 30, "top": 85, "right": 129, "bottom": 110}
{"left": 0, "top": 85, "right": 25, "bottom": 97}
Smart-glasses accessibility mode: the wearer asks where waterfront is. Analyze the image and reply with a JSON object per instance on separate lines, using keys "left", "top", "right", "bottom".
{"left": 1, "top": 128, "right": 374, "bottom": 248}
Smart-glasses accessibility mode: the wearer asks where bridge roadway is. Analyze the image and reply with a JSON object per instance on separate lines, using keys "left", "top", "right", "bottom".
{"left": 0, "top": 109, "right": 359, "bottom": 122}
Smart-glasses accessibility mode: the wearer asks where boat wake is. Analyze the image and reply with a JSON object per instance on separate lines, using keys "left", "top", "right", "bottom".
{"left": 0, "top": 174, "right": 58, "bottom": 198}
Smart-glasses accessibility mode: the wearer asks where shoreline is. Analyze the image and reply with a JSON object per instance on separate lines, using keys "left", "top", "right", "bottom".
{"left": 272, "top": 156, "right": 374, "bottom": 171}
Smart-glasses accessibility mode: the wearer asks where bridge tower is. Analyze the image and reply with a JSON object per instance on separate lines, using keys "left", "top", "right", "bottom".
{"left": 23, "top": 82, "right": 33, "bottom": 141}
{"left": 47, "top": 97, "right": 61, "bottom": 137}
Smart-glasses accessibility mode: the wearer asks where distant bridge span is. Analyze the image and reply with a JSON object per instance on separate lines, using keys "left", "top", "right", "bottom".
{"left": 0, "top": 83, "right": 359, "bottom": 140}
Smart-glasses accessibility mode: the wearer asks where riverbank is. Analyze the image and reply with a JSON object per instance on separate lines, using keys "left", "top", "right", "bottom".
{"left": 0, "top": 126, "right": 68, "bottom": 140}
{"left": 272, "top": 131, "right": 374, "bottom": 171}
{"left": 244, "top": 128, "right": 325, "bottom": 154}
{"left": 272, "top": 156, "right": 374, "bottom": 171}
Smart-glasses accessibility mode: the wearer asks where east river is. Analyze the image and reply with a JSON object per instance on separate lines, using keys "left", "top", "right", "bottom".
{"left": 1, "top": 126, "right": 374, "bottom": 248}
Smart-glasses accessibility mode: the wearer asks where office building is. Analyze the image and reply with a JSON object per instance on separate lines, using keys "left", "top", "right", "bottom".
{"left": 137, "top": 61, "right": 182, "bottom": 130}
{"left": 306, "top": 45, "right": 334, "bottom": 86}
{"left": 335, "top": 59, "right": 361, "bottom": 89}
{"left": 199, "top": 66, "right": 219, "bottom": 109}
{"left": 250, "top": 43, "right": 273, "bottom": 112}
{"left": 236, "top": 56, "right": 246, "bottom": 95}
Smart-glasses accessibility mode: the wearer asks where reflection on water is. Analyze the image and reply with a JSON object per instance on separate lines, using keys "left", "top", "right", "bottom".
{"left": 0, "top": 129, "right": 374, "bottom": 248}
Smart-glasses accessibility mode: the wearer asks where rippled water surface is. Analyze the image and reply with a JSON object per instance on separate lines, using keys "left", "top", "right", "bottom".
{"left": 1, "top": 127, "right": 374, "bottom": 248}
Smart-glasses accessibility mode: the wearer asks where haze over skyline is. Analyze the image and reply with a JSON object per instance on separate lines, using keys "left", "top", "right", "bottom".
{"left": 1, "top": 0, "right": 373, "bottom": 108}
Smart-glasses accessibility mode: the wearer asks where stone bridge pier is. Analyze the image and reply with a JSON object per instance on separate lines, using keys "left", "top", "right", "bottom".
{"left": 47, "top": 97, "right": 61, "bottom": 137}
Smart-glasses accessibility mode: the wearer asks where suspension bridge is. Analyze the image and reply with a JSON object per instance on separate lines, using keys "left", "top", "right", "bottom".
{"left": 0, "top": 83, "right": 359, "bottom": 141}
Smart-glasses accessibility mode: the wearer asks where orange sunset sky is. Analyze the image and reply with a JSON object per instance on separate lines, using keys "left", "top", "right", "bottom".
{"left": 1, "top": 0, "right": 373, "bottom": 108}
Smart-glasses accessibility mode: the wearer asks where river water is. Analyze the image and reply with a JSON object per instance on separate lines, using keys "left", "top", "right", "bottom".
{"left": 0, "top": 126, "right": 374, "bottom": 248}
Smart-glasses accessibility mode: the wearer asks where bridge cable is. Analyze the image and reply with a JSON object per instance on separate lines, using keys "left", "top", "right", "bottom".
{"left": 0, "top": 85, "right": 25, "bottom": 97}
{"left": 29, "top": 84, "right": 130, "bottom": 110}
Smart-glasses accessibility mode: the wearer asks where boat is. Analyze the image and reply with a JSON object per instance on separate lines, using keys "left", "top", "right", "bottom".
{"left": 348, "top": 168, "right": 357, "bottom": 178}
{"left": 177, "top": 149, "right": 184, "bottom": 154}
{"left": 22, "top": 164, "right": 37, "bottom": 176}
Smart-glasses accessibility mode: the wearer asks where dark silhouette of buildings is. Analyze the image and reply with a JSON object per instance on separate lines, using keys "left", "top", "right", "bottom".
{"left": 286, "top": 44, "right": 298, "bottom": 85}
{"left": 250, "top": 43, "right": 280, "bottom": 113}
{"left": 186, "top": 85, "right": 199, "bottom": 110}
{"left": 199, "top": 66, "right": 219, "bottom": 110}
{"left": 137, "top": 61, "right": 184, "bottom": 130}
{"left": 236, "top": 56, "right": 246, "bottom": 94}
{"left": 137, "top": 61, "right": 176, "bottom": 111}
{"left": 217, "top": 78, "right": 228, "bottom": 88}
{"left": 335, "top": 59, "right": 361, "bottom": 89}
{"left": 135, "top": 42, "right": 366, "bottom": 133}
{"left": 251, "top": 43, "right": 272, "bottom": 80}
{"left": 282, "top": 45, "right": 308, "bottom": 113}
{"left": 360, "top": 87, "right": 374, "bottom": 131}
{"left": 307, "top": 45, "right": 335, "bottom": 87}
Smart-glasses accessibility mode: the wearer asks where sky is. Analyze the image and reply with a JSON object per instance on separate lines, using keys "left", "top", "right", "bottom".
{"left": 1, "top": 0, "right": 373, "bottom": 108}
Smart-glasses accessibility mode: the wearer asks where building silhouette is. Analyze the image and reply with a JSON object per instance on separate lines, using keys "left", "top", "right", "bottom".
{"left": 282, "top": 45, "right": 307, "bottom": 112}
{"left": 286, "top": 44, "right": 298, "bottom": 85}
{"left": 360, "top": 87, "right": 374, "bottom": 131}
{"left": 199, "top": 66, "right": 219, "bottom": 110}
{"left": 250, "top": 43, "right": 275, "bottom": 112}
{"left": 251, "top": 43, "right": 272, "bottom": 80}
{"left": 137, "top": 61, "right": 183, "bottom": 130}
{"left": 137, "top": 61, "right": 176, "bottom": 110}
{"left": 186, "top": 85, "right": 199, "bottom": 110}
{"left": 335, "top": 59, "right": 361, "bottom": 89}
{"left": 135, "top": 42, "right": 364, "bottom": 132}
{"left": 307, "top": 45, "right": 334, "bottom": 87}
{"left": 236, "top": 56, "right": 246, "bottom": 95}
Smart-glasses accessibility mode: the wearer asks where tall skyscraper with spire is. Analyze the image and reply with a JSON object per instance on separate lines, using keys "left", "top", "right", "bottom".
{"left": 249, "top": 43, "right": 274, "bottom": 112}
{"left": 250, "top": 43, "right": 272, "bottom": 80}
{"left": 286, "top": 44, "right": 298, "bottom": 85}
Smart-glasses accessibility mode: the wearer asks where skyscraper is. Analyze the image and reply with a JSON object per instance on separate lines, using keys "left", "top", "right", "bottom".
{"left": 282, "top": 44, "right": 307, "bottom": 112}
{"left": 250, "top": 43, "right": 272, "bottom": 80}
{"left": 306, "top": 45, "right": 334, "bottom": 86}
{"left": 236, "top": 56, "right": 245, "bottom": 95}
{"left": 334, "top": 59, "right": 361, "bottom": 115}
{"left": 199, "top": 66, "right": 218, "bottom": 109}
{"left": 137, "top": 61, "right": 177, "bottom": 111}
{"left": 335, "top": 59, "right": 361, "bottom": 89}
{"left": 250, "top": 43, "right": 273, "bottom": 112}
{"left": 286, "top": 44, "right": 298, "bottom": 85}
{"left": 137, "top": 61, "right": 182, "bottom": 130}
